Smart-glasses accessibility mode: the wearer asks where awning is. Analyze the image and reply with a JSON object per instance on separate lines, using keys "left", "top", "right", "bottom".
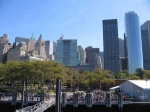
{"left": 110, "top": 86, "right": 119, "bottom": 90}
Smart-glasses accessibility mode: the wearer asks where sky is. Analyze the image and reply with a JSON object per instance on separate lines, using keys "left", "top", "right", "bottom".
{"left": 0, "top": 0, "right": 150, "bottom": 51}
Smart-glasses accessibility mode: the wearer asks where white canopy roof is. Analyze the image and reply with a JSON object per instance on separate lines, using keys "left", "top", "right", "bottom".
{"left": 127, "top": 80, "right": 150, "bottom": 89}
{"left": 110, "top": 86, "right": 119, "bottom": 90}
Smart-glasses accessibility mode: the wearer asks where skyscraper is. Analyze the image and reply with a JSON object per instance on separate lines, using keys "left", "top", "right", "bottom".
{"left": 78, "top": 45, "right": 85, "bottom": 65}
{"left": 125, "top": 11, "right": 143, "bottom": 74}
{"left": 103, "top": 19, "right": 120, "bottom": 73}
{"left": 118, "top": 38, "right": 127, "bottom": 71}
{"left": 118, "top": 38, "right": 125, "bottom": 58}
{"left": 85, "top": 46, "right": 102, "bottom": 68}
{"left": 54, "top": 36, "right": 81, "bottom": 66}
{"left": 141, "top": 21, "right": 150, "bottom": 70}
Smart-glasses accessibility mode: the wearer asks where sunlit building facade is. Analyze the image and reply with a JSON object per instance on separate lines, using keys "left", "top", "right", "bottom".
{"left": 54, "top": 36, "right": 81, "bottom": 66}
{"left": 125, "top": 11, "right": 143, "bottom": 74}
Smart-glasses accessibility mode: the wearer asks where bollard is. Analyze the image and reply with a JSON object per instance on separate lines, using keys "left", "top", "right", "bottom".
{"left": 40, "top": 92, "right": 45, "bottom": 102}
{"left": 118, "top": 93, "right": 123, "bottom": 111}
{"left": 106, "top": 93, "right": 111, "bottom": 108}
{"left": 55, "top": 79, "right": 61, "bottom": 112}
{"left": 11, "top": 91, "right": 17, "bottom": 105}
{"left": 21, "top": 80, "right": 25, "bottom": 108}
{"left": 86, "top": 93, "right": 93, "bottom": 108}
{"left": 24, "top": 92, "right": 28, "bottom": 106}
{"left": 62, "top": 92, "right": 66, "bottom": 107}
{"left": 73, "top": 93, "right": 79, "bottom": 107}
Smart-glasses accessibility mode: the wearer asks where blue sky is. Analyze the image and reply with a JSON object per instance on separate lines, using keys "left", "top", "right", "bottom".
{"left": 0, "top": 0, "right": 150, "bottom": 51}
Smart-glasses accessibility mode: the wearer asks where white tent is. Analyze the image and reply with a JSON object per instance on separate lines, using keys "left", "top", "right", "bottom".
{"left": 119, "top": 80, "right": 150, "bottom": 98}
{"left": 110, "top": 86, "right": 119, "bottom": 93}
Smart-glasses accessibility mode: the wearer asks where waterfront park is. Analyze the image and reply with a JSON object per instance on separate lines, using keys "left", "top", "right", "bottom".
{"left": 0, "top": 60, "right": 150, "bottom": 112}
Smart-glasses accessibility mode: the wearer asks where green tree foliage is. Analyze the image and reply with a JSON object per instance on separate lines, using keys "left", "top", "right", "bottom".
{"left": 115, "top": 70, "right": 130, "bottom": 79}
{"left": 4, "top": 60, "right": 150, "bottom": 92}
{"left": 135, "top": 68, "right": 145, "bottom": 79}
{"left": 128, "top": 75, "right": 140, "bottom": 80}
{"left": 92, "top": 68, "right": 114, "bottom": 90}
{"left": 143, "top": 70, "right": 150, "bottom": 79}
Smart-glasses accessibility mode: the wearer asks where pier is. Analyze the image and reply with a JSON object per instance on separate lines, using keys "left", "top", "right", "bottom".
{"left": 1, "top": 79, "right": 150, "bottom": 112}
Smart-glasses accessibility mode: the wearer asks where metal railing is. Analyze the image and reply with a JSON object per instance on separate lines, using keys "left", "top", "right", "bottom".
{"left": 16, "top": 96, "right": 55, "bottom": 112}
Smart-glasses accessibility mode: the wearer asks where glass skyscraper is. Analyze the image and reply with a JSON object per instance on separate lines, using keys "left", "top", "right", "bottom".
{"left": 141, "top": 21, "right": 150, "bottom": 70}
{"left": 125, "top": 11, "right": 143, "bottom": 74}
{"left": 103, "top": 19, "right": 120, "bottom": 73}
{"left": 54, "top": 36, "right": 81, "bottom": 66}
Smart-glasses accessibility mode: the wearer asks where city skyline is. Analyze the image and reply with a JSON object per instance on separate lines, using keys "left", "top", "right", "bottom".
{"left": 0, "top": 0, "right": 150, "bottom": 51}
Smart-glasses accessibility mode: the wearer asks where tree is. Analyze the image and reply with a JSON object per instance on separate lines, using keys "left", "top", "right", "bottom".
{"left": 65, "top": 68, "right": 76, "bottom": 92}
{"left": 0, "top": 63, "right": 7, "bottom": 88}
{"left": 74, "top": 70, "right": 86, "bottom": 91}
{"left": 143, "top": 70, "right": 150, "bottom": 79}
{"left": 135, "top": 68, "right": 145, "bottom": 79}
{"left": 115, "top": 70, "right": 130, "bottom": 79}
{"left": 5, "top": 60, "right": 23, "bottom": 88}
{"left": 128, "top": 75, "right": 140, "bottom": 80}
{"left": 93, "top": 68, "right": 114, "bottom": 90}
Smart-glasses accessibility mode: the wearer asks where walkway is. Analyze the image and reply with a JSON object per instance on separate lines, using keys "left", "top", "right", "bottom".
{"left": 16, "top": 96, "right": 55, "bottom": 112}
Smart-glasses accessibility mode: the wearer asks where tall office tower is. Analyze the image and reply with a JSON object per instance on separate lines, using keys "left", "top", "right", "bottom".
{"left": 125, "top": 11, "right": 143, "bottom": 74}
{"left": 54, "top": 36, "right": 81, "bottom": 66}
{"left": 78, "top": 45, "right": 85, "bottom": 65}
{"left": 85, "top": 46, "right": 102, "bottom": 69}
{"left": 103, "top": 19, "right": 120, "bottom": 73}
{"left": 118, "top": 38, "right": 125, "bottom": 58}
{"left": 124, "top": 33, "right": 128, "bottom": 70}
{"left": 141, "top": 21, "right": 150, "bottom": 70}
{"left": 118, "top": 38, "right": 127, "bottom": 71}
{"left": 45, "top": 40, "right": 54, "bottom": 60}
{"left": 35, "top": 34, "right": 47, "bottom": 60}
{"left": 0, "top": 34, "right": 10, "bottom": 63}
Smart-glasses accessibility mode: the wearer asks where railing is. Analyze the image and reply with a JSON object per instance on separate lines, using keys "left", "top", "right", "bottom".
{"left": 16, "top": 96, "right": 55, "bottom": 112}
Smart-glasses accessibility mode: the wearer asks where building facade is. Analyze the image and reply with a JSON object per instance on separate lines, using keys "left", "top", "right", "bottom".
{"left": 15, "top": 36, "right": 36, "bottom": 51}
{"left": 15, "top": 37, "right": 28, "bottom": 44}
{"left": 78, "top": 45, "right": 85, "bottom": 65}
{"left": 118, "top": 38, "right": 128, "bottom": 71}
{"left": 119, "top": 38, "right": 125, "bottom": 58}
{"left": 7, "top": 43, "right": 26, "bottom": 61}
{"left": 85, "top": 46, "right": 102, "bottom": 68}
{"left": 45, "top": 40, "right": 54, "bottom": 60}
{"left": 35, "top": 34, "right": 47, "bottom": 60}
{"left": 54, "top": 36, "right": 81, "bottom": 66}
{"left": 0, "top": 34, "right": 11, "bottom": 63}
{"left": 125, "top": 11, "right": 143, "bottom": 74}
{"left": 103, "top": 19, "right": 120, "bottom": 73}
{"left": 141, "top": 21, "right": 150, "bottom": 70}
{"left": 100, "top": 52, "right": 104, "bottom": 69}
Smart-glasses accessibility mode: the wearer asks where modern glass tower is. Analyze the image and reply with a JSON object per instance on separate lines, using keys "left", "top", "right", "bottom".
{"left": 103, "top": 19, "right": 120, "bottom": 73}
{"left": 125, "top": 11, "right": 143, "bottom": 74}
{"left": 54, "top": 36, "right": 81, "bottom": 66}
{"left": 141, "top": 21, "right": 150, "bottom": 70}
